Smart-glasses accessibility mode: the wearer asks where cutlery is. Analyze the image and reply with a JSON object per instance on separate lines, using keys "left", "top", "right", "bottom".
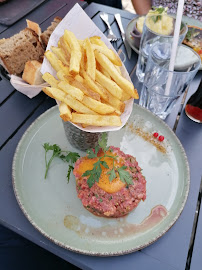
{"left": 114, "top": 13, "right": 132, "bottom": 59}
{"left": 100, "top": 12, "right": 119, "bottom": 44}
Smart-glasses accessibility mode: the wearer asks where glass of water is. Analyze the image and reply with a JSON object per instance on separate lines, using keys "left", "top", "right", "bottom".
{"left": 136, "top": 13, "right": 188, "bottom": 82}
{"left": 139, "top": 43, "right": 201, "bottom": 120}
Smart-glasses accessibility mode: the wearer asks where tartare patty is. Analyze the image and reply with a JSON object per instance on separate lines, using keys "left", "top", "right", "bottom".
{"left": 73, "top": 147, "right": 146, "bottom": 218}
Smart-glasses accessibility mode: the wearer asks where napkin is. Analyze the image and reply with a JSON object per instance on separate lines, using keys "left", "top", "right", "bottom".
{"left": 41, "top": 3, "right": 134, "bottom": 133}
{"left": 10, "top": 75, "right": 49, "bottom": 98}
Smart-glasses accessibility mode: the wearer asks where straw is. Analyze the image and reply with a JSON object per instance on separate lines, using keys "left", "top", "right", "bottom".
{"left": 165, "top": 0, "right": 185, "bottom": 95}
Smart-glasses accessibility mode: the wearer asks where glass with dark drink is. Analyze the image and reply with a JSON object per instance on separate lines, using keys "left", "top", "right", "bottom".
{"left": 185, "top": 80, "right": 202, "bottom": 123}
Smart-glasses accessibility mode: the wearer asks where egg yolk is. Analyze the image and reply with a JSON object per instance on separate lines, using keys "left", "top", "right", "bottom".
{"left": 75, "top": 150, "right": 126, "bottom": 193}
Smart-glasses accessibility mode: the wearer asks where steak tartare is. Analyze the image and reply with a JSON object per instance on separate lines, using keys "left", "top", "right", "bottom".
{"left": 73, "top": 146, "right": 146, "bottom": 218}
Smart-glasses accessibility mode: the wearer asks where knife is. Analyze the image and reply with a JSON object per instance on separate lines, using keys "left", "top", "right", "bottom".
{"left": 114, "top": 13, "right": 132, "bottom": 59}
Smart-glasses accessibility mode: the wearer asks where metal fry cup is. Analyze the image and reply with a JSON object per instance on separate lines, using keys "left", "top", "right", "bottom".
{"left": 62, "top": 120, "right": 102, "bottom": 151}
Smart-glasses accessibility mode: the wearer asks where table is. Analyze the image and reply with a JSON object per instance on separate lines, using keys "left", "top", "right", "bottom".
{"left": 0, "top": 1, "right": 201, "bottom": 269}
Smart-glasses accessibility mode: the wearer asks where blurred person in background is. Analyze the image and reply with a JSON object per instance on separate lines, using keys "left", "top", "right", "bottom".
{"left": 150, "top": 0, "right": 201, "bottom": 20}
{"left": 86, "top": 0, "right": 202, "bottom": 20}
{"left": 86, "top": 0, "right": 122, "bottom": 9}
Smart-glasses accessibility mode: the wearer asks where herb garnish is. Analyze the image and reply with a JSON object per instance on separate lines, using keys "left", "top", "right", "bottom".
{"left": 82, "top": 133, "right": 133, "bottom": 188}
{"left": 43, "top": 133, "right": 133, "bottom": 187}
{"left": 43, "top": 143, "right": 80, "bottom": 182}
{"left": 151, "top": 6, "right": 166, "bottom": 23}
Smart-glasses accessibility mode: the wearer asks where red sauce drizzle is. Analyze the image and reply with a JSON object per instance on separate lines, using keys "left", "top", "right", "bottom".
{"left": 64, "top": 205, "right": 168, "bottom": 239}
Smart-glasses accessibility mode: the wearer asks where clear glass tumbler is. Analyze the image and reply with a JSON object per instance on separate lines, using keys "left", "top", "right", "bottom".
{"left": 136, "top": 14, "right": 188, "bottom": 82}
{"left": 139, "top": 43, "right": 201, "bottom": 120}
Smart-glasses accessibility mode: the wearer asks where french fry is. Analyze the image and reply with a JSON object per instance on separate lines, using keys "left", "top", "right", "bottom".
{"left": 42, "top": 75, "right": 72, "bottom": 121}
{"left": 101, "top": 89, "right": 125, "bottom": 113}
{"left": 92, "top": 43, "right": 122, "bottom": 66}
{"left": 89, "top": 36, "right": 101, "bottom": 43}
{"left": 80, "top": 44, "right": 86, "bottom": 74}
{"left": 81, "top": 95, "right": 115, "bottom": 115}
{"left": 121, "top": 91, "right": 132, "bottom": 101}
{"left": 51, "top": 46, "right": 70, "bottom": 66}
{"left": 90, "top": 36, "right": 109, "bottom": 50}
{"left": 95, "top": 69, "right": 122, "bottom": 100}
{"left": 72, "top": 113, "right": 122, "bottom": 127}
{"left": 84, "top": 38, "right": 96, "bottom": 80}
{"left": 42, "top": 72, "right": 59, "bottom": 88}
{"left": 59, "top": 36, "right": 71, "bottom": 60}
{"left": 59, "top": 65, "right": 70, "bottom": 77}
{"left": 68, "top": 79, "right": 100, "bottom": 101}
{"left": 57, "top": 70, "right": 70, "bottom": 82}
{"left": 43, "top": 87, "right": 96, "bottom": 115}
{"left": 58, "top": 73, "right": 84, "bottom": 85}
{"left": 114, "top": 64, "right": 121, "bottom": 74}
{"left": 44, "top": 50, "right": 65, "bottom": 72}
{"left": 64, "top": 74, "right": 84, "bottom": 84}
{"left": 96, "top": 62, "right": 111, "bottom": 79}
{"left": 63, "top": 30, "right": 82, "bottom": 74}
{"left": 42, "top": 86, "right": 56, "bottom": 99}
{"left": 75, "top": 74, "right": 84, "bottom": 83}
{"left": 59, "top": 102, "right": 72, "bottom": 121}
{"left": 95, "top": 50, "right": 138, "bottom": 99}
{"left": 43, "top": 87, "right": 66, "bottom": 101}
{"left": 82, "top": 71, "right": 108, "bottom": 100}
{"left": 78, "top": 39, "right": 84, "bottom": 47}
{"left": 63, "top": 95, "right": 97, "bottom": 115}
{"left": 58, "top": 81, "right": 84, "bottom": 101}
{"left": 43, "top": 31, "right": 138, "bottom": 125}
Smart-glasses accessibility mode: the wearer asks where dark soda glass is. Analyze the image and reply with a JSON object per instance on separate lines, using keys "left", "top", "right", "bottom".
{"left": 185, "top": 80, "right": 202, "bottom": 123}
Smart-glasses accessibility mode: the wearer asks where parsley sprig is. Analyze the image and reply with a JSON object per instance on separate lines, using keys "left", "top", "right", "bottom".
{"left": 151, "top": 6, "right": 166, "bottom": 23}
{"left": 82, "top": 133, "right": 133, "bottom": 188}
{"left": 43, "top": 143, "right": 80, "bottom": 182}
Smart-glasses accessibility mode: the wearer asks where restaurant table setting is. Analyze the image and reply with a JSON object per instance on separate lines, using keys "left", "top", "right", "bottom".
{"left": 0, "top": 1, "right": 202, "bottom": 270}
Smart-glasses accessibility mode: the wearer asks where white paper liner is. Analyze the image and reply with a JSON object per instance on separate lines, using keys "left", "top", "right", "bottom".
{"left": 10, "top": 75, "right": 49, "bottom": 99}
{"left": 41, "top": 3, "right": 134, "bottom": 133}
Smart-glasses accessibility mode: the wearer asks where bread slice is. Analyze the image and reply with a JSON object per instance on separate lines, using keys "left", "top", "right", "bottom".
{"left": 0, "top": 28, "right": 44, "bottom": 75}
{"left": 0, "top": 38, "right": 6, "bottom": 45}
{"left": 22, "top": 60, "right": 44, "bottom": 85}
{"left": 40, "top": 17, "right": 62, "bottom": 48}
{"left": 26, "top": 19, "right": 42, "bottom": 37}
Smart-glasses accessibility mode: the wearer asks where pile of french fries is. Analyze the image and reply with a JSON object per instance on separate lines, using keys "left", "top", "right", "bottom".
{"left": 42, "top": 29, "right": 138, "bottom": 127}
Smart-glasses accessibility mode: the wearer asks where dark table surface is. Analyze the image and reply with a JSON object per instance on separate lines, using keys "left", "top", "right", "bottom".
{"left": 0, "top": 1, "right": 202, "bottom": 269}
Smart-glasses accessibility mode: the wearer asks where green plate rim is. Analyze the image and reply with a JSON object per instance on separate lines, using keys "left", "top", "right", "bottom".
{"left": 12, "top": 104, "right": 190, "bottom": 256}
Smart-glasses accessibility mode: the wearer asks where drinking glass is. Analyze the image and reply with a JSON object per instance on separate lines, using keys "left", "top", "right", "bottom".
{"left": 136, "top": 13, "right": 188, "bottom": 82}
{"left": 139, "top": 43, "right": 201, "bottom": 120}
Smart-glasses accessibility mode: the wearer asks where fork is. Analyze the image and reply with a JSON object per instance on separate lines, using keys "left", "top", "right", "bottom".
{"left": 100, "top": 12, "right": 119, "bottom": 44}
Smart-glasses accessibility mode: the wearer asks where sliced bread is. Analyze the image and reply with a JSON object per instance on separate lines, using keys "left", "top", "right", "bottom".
{"left": 40, "top": 17, "right": 62, "bottom": 48}
{"left": 0, "top": 38, "right": 6, "bottom": 45}
{"left": 26, "top": 19, "right": 42, "bottom": 37}
{"left": 22, "top": 60, "right": 44, "bottom": 85}
{"left": 0, "top": 28, "right": 44, "bottom": 75}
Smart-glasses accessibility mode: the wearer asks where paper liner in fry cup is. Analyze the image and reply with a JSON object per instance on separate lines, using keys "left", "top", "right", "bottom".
{"left": 41, "top": 3, "right": 135, "bottom": 134}
{"left": 10, "top": 75, "right": 49, "bottom": 98}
